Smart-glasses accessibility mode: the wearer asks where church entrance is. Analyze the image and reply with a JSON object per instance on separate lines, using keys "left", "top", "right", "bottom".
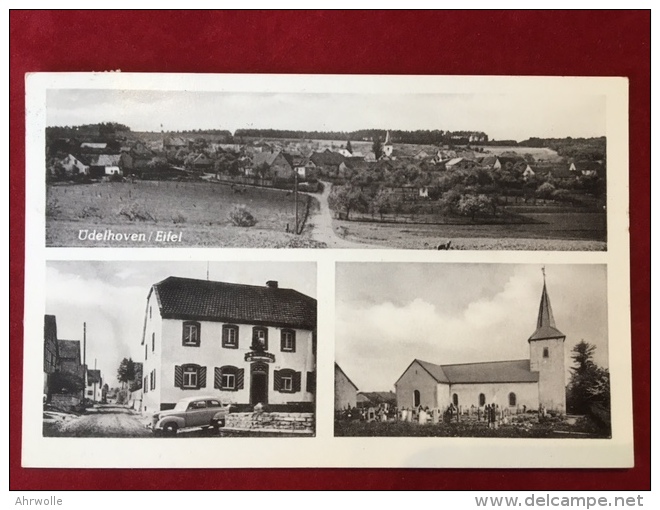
{"left": 413, "top": 390, "right": 421, "bottom": 407}
{"left": 250, "top": 362, "right": 269, "bottom": 406}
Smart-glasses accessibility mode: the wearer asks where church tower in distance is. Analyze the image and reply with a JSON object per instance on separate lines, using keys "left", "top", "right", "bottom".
{"left": 528, "top": 269, "right": 566, "bottom": 413}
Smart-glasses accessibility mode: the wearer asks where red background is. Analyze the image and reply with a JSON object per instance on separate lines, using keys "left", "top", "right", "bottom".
{"left": 9, "top": 10, "right": 650, "bottom": 490}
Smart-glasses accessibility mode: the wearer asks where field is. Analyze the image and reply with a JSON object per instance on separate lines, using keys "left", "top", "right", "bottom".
{"left": 474, "top": 145, "right": 562, "bottom": 162}
{"left": 46, "top": 181, "right": 323, "bottom": 248}
{"left": 335, "top": 209, "right": 606, "bottom": 250}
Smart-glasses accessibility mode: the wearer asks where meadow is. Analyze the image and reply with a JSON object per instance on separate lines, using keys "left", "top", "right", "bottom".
{"left": 334, "top": 209, "right": 607, "bottom": 250}
{"left": 46, "top": 180, "right": 323, "bottom": 248}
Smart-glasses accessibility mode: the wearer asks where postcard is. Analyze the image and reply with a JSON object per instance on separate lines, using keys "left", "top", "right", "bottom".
{"left": 22, "top": 73, "right": 631, "bottom": 468}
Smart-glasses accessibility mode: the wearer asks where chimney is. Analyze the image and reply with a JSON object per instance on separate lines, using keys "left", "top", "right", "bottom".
{"left": 266, "top": 280, "right": 278, "bottom": 289}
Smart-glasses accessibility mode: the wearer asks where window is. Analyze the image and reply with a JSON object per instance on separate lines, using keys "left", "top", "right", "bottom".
{"left": 207, "top": 399, "right": 221, "bottom": 408}
{"left": 479, "top": 393, "right": 486, "bottom": 406}
{"left": 214, "top": 366, "right": 244, "bottom": 391}
{"left": 281, "top": 374, "right": 293, "bottom": 392}
{"left": 189, "top": 400, "right": 206, "bottom": 410}
{"left": 452, "top": 393, "right": 459, "bottom": 406}
{"left": 509, "top": 392, "right": 517, "bottom": 406}
{"left": 183, "top": 367, "right": 197, "bottom": 388}
{"left": 87, "top": 390, "right": 93, "bottom": 396}
{"left": 145, "top": 343, "right": 147, "bottom": 360}
{"left": 150, "top": 369, "right": 156, "bottom": 390}
{"left": 413, "top": 390, "right": 421, "bottom": 407}
{"left": 252, "top": 327, "right": 268, "bottom": 351}
{"left": 543, "top": 347, "right": 549, "bottom": 358}
{"left": 280, "top": 329, "right": 296, "bottom": 352}
{"left": 182, "top": 321, "right": 201, "bottom": 347}
{"left": 143, "top": 376, "right": 148, "bottom": 393}
{"left": 175, "top": 364, "right": 207, "bottom": 390}
{"left": 152, "top": 332, "right": 155, "bottom": 352}
{"left": 149, "top": 306, "right": 152, "bottom": 319}
{"left": 222, "top": 325, "right": 239, "bottom": 349}
{"left": 274, "top": 369, "right": 301, "bottom": 393}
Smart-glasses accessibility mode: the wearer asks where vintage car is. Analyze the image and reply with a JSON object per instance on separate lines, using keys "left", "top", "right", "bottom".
{"left": 149, "top": 396, "right": 230, "bottom": 436}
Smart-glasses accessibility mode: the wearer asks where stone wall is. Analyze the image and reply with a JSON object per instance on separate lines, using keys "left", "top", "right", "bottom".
{"left": 226, "top": 412, "right": 314, "bottom": 433}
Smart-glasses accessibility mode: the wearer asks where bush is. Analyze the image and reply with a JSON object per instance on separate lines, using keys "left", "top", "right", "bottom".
{"left": 171, "top": 213, "right": 186, "bottom": 224}
{"left": 228, "top": 205, "right": 257, "bottom": 227}
{"left": 119, "top": 202, "right": 157, "bottom": 222}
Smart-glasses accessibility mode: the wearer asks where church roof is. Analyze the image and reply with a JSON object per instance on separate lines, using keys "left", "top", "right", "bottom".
{"left": 528, "top": 279, "right": 565, "bottom": 341}
{"left": 406, "top": 359, "right": 539, "bottom": 385}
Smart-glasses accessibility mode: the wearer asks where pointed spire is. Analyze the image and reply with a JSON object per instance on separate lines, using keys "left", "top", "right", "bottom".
{"left": 529, "top": 269, "right": 565, "bottom": 342}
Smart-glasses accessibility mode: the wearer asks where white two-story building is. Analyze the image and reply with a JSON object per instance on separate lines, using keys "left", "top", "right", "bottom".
{"left": 140, "top": 276, "right": 317, "bottom": 415}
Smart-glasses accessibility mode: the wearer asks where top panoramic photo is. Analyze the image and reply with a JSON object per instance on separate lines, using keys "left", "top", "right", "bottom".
{"left": 41, "top": 76, "right": 614, "bottom": 250}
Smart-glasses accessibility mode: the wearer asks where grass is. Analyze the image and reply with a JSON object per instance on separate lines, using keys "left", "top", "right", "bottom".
{"left": 46, "top": 181, "right": 321, "bottom": 247}
{"left": 335, "top": 210, "right": 606, "bottom": 251}
{"left": 335, "top": 416, "right": 610, "bottom": 438}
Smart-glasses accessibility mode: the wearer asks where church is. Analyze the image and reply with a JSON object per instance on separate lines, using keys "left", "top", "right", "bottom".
{"left": 394, "top": 273, "right": 566, "bottom": 414}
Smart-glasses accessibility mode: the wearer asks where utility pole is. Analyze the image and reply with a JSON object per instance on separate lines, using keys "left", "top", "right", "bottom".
{"left": 294, "top": 172, "right": 299, "bottom": 234}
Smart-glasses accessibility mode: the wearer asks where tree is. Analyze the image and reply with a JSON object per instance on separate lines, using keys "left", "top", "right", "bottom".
{"left": 369, "top": 189, "right": 391, "bottom": 220}
{"left": 328, "top": 184, "right": 367, "bottom": 220}
{"left": 372, "top": 137, "right": 383, "bottom": 160}
{"left": 346, "top": 140, "right": 353, "bottom": 154}
{"left": 566, "top": 341, "right": 611, "bottom": 416}
{"left": 456, "top": 194, "right": 493, "bottom": 221}
{"left": 536, "top": 182, "right": 556, "bottom": 199}
{"left": 117, "top": 357, "right": 136, "bottom": 388}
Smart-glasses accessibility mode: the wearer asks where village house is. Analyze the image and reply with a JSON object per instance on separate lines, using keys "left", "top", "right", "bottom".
{"left": 87, "top": 154, "right": 122, "bottom": 177}
{"left": 44, "top": 315, "right": 60, "bottom": 402}
{"left": 140, "top": 276, "right": 317, "bottom": 414}
{"left": 85, "top": 369, "right": 103, "bottom": 403}
{"left": 310, "top": 149, "right": 345, "bottom": 175}
{"left": 185, "top": 152, "right": 214, "bottom": 173}
{"left": 569, "top": 160, "right": 605, "bottom": 178}
{"left": 51, "top": 339, "right": 86, "bottom": 409}
{"left": 334, "top": 363, "right": 358, "bottom": 411}
{"left": 357, "top": 391, "right": 397, "bottom": 409}
{"left": 444, "top": 157, "right": 478, "bottom": 171}
{"left": 163, "top": 136, "right": 190, "bottom": 152}
{"left": 292, "top": 155, "right": 317, "bottom": 179}
{"left": 60, "top": 153, "right": 90, "bottom": 175}
{"left": 251, "top": 150, "right": 296, "bottom": 181}
{"left": 395, "top": 275, "right": 566, "bottom": 414}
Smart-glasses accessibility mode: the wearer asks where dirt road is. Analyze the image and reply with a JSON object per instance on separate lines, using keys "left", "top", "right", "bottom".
{"left": 45, "top": 405, "right": 152, "bottom": 438}
{"left": 307, "top": 182, "right": 380, "bottom": 249}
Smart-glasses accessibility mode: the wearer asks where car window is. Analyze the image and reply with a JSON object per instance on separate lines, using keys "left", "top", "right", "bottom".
{"left": 188, "top": 401, "right": 207, "bottom": 410}
{"left": 207, "top": 400, "right": 221, "bottom": 408}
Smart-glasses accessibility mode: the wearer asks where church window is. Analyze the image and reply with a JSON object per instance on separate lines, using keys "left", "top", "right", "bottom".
{"left": 479, "top": 393, "right": 486, "bottom": 406}
{"left": 509, "top": 392, "right": 517, "bottom": 406}
{"left": 413, "top": 390, "right": 420, "bottom": 407}
{"left": 543, "top": 347, "right": 549, "bottom": 358}
{"left": 452, "top": 393, "right": 459, "bottom": 406}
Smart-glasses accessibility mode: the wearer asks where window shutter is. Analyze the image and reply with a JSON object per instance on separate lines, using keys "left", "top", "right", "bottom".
{"left": 174, "top": 365, "right": 183, "bottom": 388}
{"left": 293, "top": 371, "right": 302, "bottom": 393}
{"left": 273, "top": 370, "right": 281, "bottom": 391}
{"left": 306, "top": 371, "right": 316, "bottom": 393}
{"left": 237, "top": 368, "right": 245, "bottom": 390}
{"left": 198, "top": 366, "right": 207, "bottom": 388}
{"left": 214, "top": 367, "right": 222, "bottom": 390}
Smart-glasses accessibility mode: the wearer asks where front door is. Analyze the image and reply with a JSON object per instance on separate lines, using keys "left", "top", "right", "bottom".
{"left": 250, "top": 363, "right": 269, "bottom": 406}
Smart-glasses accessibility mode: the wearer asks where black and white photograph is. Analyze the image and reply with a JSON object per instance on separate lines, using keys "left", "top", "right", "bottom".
{"left": 43, "top": 77, "right": 607, "bottom": 250}
{"left": 42, "top": 261, "right": 317, "bottom": 438}
{"left": 335, "top": 263, "right": 611, "bottom": 439}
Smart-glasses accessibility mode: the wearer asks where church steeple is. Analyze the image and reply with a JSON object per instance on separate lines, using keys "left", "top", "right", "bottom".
{"left": 528, "top": 268, "right": 565, "bottom": 342}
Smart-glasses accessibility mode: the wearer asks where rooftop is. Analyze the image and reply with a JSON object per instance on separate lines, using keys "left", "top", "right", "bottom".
{"left": 152, "top": 276, "right": 316, "bottom": 330}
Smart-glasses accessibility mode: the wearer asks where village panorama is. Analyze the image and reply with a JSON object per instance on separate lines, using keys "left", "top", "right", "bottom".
{"left": 46, "top": 124, "right": 607, "bottom": 250}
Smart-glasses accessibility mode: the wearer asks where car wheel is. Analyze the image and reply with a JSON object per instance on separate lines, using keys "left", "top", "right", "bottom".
{"left": 163, "top": 423, "right": 178, "bottom": 436}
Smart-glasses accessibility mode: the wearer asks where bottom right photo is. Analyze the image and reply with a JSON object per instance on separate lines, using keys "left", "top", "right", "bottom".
{"left": 334, "top": 263, "right": 611, "bottom": 438}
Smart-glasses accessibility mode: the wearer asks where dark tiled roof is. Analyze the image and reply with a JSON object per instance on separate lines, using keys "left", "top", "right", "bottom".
{"left": 153, "top": 276, "right": 316, "bottom": 330}
{"left": 529, "top": 282, "right": 565, "bottom": 341}
{"left": 58, "top": 340, "right": 81, "bottom": 361}
{"left": 409, "top": 358, "right": 539, "bottom": 384}
{"left": 310, "top": 150, "right": 345, "bottom": 166}
{"left": 87, "top": 369, "right": 102, "bottom": 384}
{"left": 357, "top": 391, "right": 397, "bottom": 405}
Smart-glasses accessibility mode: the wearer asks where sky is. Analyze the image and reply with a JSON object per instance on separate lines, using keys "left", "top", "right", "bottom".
{"left": 47, "top": 89, "right": 606, "bottom": 142}
{"left": 335, "top": 264, "right": 609, "bottom": 392}
{"left": 46, "top": 261, "right": 316, "bottom": 388}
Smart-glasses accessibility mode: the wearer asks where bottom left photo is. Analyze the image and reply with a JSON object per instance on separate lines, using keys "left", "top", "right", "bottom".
{"left": 41, "top": 260, "right": 317, "bottom": 438}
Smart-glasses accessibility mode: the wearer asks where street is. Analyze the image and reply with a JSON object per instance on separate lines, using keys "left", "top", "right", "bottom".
{"left": 44, "top": 404, "right": 153, "bottom": 438}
